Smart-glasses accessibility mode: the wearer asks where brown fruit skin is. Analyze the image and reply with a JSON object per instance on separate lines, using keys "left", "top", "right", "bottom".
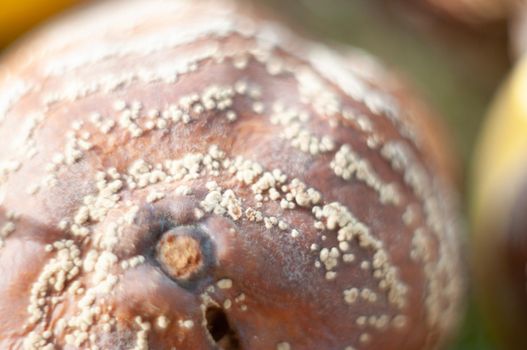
{"left": 503, "top": 175, "right": 527, "bottom": 345}
{"left": 0, "top": 1, "right": 464, "bottom": 349}
{"left": 510, "top": 3, "right": 527, "bottom": 59}
{"left": 338, "top": 51, "right": 460, "bottom": 187}
{"left": 390, "top": 0, "right": 511, "bottom": 25}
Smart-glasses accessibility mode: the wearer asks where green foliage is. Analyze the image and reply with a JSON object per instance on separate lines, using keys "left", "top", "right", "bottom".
{"left": 450, "top": 300, "right": 496, "bottom": 350}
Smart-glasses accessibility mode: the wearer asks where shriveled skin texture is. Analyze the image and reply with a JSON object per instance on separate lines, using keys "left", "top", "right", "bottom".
{"left": 0, "top": 1, "right": 464, "bottom": 349}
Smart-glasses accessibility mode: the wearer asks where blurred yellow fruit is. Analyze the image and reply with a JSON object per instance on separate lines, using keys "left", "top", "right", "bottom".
{"left": 472, "top": 56, "right": 527, "bottom": 349}
{"left": 0, "top": 0, "right": 80, "bottom": 47}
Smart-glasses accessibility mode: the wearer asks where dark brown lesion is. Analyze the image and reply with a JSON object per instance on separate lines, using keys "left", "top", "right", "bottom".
{"left": 152, "top": 221, "right": 217, "bottom": 291}
{"left": 156, "top": 232, "right": 204, "bottom": 280}
{"left": 154, "top": 219, "right": 241, "bottom": 349}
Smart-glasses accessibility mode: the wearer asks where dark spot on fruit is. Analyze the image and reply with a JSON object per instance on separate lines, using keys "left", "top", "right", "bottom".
{"left": 206, "top": 306, "right": 240, "bottom": 350}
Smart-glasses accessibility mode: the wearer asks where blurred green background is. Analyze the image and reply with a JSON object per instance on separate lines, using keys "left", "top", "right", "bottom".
{"left": 0, "top": 0, "right": 514, "bottom": 349}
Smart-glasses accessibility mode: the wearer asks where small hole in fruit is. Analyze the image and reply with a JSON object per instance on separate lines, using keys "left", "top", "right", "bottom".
{"left": 205, "top": 306, "right": 240, "bottom": 350}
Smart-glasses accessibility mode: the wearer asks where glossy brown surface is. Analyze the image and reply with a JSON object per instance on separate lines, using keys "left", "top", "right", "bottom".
{"left": 0, "top": 1, "right": 464, "bottom": 349}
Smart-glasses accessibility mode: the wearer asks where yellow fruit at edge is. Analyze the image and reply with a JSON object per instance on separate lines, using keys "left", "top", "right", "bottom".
{"left": 472, "top": 56, "right": 527, "bottom": 348}
{"left": 474, "top": 56, "right": 527, "bottom": 210}
{"left": 0, "top": 0, "right": 79, "bottom": 47}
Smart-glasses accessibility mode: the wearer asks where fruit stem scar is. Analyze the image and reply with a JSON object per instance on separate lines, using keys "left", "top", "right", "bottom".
{"left": 156, "top": 229, "right": 204, "bottom": 280}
